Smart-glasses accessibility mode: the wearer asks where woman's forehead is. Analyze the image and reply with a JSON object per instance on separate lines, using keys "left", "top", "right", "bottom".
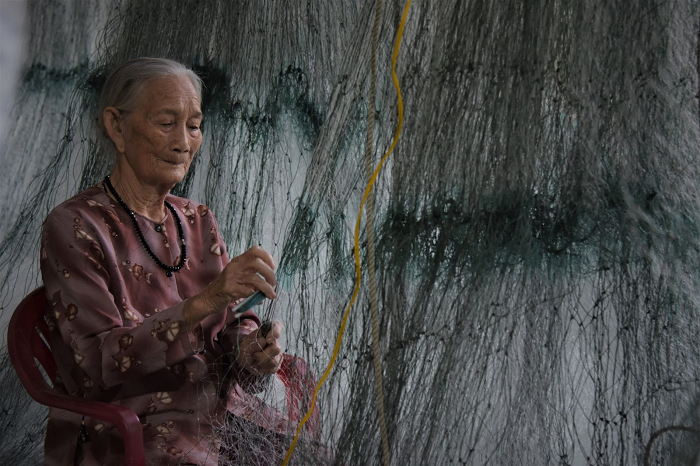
{"left": 140, "top": 75, "right": 201, "bottom": 116}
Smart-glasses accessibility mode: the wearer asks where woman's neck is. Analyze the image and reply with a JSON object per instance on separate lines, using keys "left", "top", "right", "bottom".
{"left": 108, "top": 165, "right": 169, "bottom": 223}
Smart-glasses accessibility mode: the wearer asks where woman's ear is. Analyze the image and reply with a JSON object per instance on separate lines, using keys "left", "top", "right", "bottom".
{"left": 103, "top": 107, "right": 126, "bottom": 153}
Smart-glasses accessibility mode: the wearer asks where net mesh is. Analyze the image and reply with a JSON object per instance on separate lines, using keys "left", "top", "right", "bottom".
{"left": 1, "top": 0, "right": 699, "bottom": 464}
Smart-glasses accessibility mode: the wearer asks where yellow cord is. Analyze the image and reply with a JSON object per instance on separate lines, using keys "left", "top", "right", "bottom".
{"left": 364, "top": 0, "right": 392, "bottom": 463}
{"left": 282, "top": 1, "right": 413, "bottom": 463}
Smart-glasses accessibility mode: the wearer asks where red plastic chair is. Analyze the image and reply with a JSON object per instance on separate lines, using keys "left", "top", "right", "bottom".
{"left": 8, "top": 287, "right": 320, "bottom": 464}
{"left": 277, "top": 354, "right": 320, "bottom": 435}
{"left": 7, "top": 287, "right": 145, "bottom": 466}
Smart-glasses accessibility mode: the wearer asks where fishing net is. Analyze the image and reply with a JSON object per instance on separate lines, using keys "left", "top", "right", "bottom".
{"left": 1, "top": 0, "right": 699, "bottom": 464}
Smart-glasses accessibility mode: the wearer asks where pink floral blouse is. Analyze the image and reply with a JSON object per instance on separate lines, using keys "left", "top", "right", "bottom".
{"left": 40, "top": 184, "right": 283, "bottom": 465}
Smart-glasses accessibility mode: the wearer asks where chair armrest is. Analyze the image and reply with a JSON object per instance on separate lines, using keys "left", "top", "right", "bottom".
{"left": 31, "top": 387, "right": 144, "bottom": 466}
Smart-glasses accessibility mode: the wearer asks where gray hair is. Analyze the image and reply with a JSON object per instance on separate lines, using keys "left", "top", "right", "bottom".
{"left": 98, "top": 57, "right": 203, "bottom": 141}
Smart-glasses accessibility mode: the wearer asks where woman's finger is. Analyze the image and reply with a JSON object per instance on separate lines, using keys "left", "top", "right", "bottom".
{"left": 233, "top": 259, "right": 276, "bottom": 292}
{"left": 264, "top": 342, "right": 282, "bottom": 359}
{"left": 265, "top": 321, "right": 283, "bottom": 343}
{"left": 246, "top": 333, "right": 268, "bottom": 352}
{"left": 239, "top": 273, "right": 276, "bottom": 299}
{"left": 232, "top": 285, "right": 255, "bottom": 300}
{"left": 253, "top": 345, "right": 282, "bottom": 369}
{"left": 246, "top": 258, "right": 276, "bottom": 287}
{"left": 225, "top": 258, "right": 275, "bottom": 287}
{"left": 244, "top": 245, "right": 276, "bottom": 270}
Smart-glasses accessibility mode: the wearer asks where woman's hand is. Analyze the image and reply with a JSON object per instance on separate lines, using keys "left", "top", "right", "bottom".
{"left": 185, "top": 246, "right": 277, "bottom": 329}
{"left": 236, "top": 321, "right": 283, "bottom": 374}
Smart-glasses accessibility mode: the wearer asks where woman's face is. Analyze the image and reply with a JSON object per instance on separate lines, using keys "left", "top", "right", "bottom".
{"left": 117, "top": 75, "right": 203, "bottom": 190}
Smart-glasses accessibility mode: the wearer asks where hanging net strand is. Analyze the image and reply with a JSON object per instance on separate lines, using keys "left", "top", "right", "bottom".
{"left": 282, "top": 1, "right": 413, "bottom": 464}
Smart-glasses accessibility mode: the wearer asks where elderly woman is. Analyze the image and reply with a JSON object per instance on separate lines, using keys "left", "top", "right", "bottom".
{"left": 41, "top": 57, "right": 289, "bottom": 465}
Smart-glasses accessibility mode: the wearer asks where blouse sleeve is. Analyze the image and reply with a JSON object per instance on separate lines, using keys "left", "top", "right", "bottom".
{"left": 41, "top": 207, "right": 204, "bottom": 391}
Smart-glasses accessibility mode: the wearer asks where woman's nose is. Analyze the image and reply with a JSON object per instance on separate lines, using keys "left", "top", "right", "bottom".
{"left": 171, "top": 124, "right": 190, "bottom": 153}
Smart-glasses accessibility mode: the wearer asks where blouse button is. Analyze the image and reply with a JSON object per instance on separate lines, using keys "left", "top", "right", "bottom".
{"left": 155, "top": 224, "right": 163, "bottom": 233}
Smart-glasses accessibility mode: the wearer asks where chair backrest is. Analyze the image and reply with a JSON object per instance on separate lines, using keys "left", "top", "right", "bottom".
{"left": 7, "top": 287, "right": 58, "bottom": 397}
{"left": 8, "top": 286, "right": 146, "bottom": 466}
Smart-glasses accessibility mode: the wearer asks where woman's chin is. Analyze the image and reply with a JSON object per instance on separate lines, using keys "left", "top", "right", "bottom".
{"left": 151, "top": 168, "right": 188, "bottom": 188}
{"left": 161, "top": 163, "right": 189, "bottom": 182}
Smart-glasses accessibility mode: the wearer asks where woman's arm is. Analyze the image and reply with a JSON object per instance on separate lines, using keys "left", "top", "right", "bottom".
{"left": 198, "top": 231, "right": 283, "bottom": 382}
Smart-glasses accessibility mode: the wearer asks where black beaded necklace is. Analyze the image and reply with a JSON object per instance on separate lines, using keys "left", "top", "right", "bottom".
{"left": 103, "top": 175, "right": 186, "bottom": 277}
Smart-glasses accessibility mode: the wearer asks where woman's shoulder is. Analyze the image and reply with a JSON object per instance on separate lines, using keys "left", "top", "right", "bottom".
{"left": 164, "top": 193, "right": 216, "bottom": 223}
{"left": 45, "top": 185, "right": 113, "bottom": 226}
